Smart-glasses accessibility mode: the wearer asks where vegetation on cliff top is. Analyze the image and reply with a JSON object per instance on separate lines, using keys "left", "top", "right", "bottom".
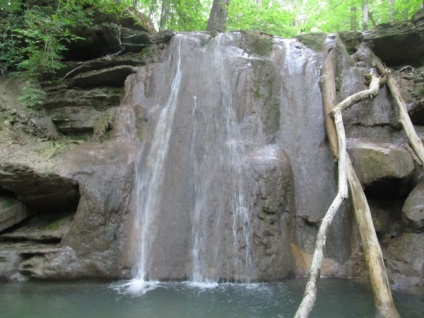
{"left": 0, "top": 0, "right": 422, "bottom": 106}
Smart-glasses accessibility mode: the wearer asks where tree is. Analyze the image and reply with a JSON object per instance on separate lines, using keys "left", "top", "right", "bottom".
{"left": 207, "top": 0, "right": 229, "bottom": 32}
{"left": 362, "top": 0, "right": 369, "bottom": 30}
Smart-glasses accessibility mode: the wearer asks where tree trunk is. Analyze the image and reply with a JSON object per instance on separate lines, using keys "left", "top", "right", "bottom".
{"left": 389, "top": 0, "right": 395, "bottom": 22}
{"left": 362, "top": 0, "right": 369, "bottom": 31}
{"left": 346, "top": 156, "right": 399, "bottom": 318}
{"left": 297, "top": 48, "right": 400, "bottom": 318}
{"left": 207, "top": 0, "right": 229, "bottom": 32}
{"left": 350, "top": 3, "right": 357, "bottom": 31}
{"left": 294, "top": 100, "right": 348, "bottom": 318}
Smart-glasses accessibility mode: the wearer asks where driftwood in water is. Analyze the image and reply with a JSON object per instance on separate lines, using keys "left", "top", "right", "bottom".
{"left": 294, "top": 48, "right": 400, "bottom": 318}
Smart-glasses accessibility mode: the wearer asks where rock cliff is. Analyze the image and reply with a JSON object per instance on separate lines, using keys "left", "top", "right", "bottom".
{"left": 0, "top": 8, "right": 423, "bottom": 291}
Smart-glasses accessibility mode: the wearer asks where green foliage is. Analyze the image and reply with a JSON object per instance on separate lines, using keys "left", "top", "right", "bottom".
{"left": 0, "top": 0, "right": 93, "bottom": 106}
{"left": 136, "top": 0, "right": 210, "bottom": 31}
{"left": 17, "top": 80, "right": 46, "bottom": 107}
{"left": 227, "top": 0, "right": 297, "bottom": 38}
{"left": 0, "top": 0, "right": 422, "bottom": 95}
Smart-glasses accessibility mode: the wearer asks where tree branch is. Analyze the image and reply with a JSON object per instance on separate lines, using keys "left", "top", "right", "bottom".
{"left": 295, "top": 49, "right": 400, "bottom": 318}
{"left": 375, "top": 59, "right": 424, "bottom": 166}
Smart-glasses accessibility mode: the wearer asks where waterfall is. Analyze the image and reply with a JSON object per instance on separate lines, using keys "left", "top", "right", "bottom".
{"left": 190, "top": 34, "right": 253, "bottom": 283}
{"left": 125, "top": 36, "right": 183, "bottom": 293}
{"left": 118, "top": 31, "right": 317, "bottom": 293}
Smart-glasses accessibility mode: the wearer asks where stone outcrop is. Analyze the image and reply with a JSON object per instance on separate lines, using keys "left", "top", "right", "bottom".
{"left": 0, "top": 196, "right": 35, "bottom": 232}
{"left": 363, "top": 8, "right": 424, "bottom": 67}
{"left": 249, "top": 145, "right": 294, "bottom": 280}
{"left": 348, "top": 140, "right": 414, "bottom": 195}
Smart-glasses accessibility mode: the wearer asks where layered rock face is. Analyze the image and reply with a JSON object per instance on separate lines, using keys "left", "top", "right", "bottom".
{"left": 0, "top": 9, "right": 423, "bottom": 290}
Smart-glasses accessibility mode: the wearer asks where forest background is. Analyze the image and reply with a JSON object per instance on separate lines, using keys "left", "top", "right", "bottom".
{"left": 0, "top": 0, "right": 423, "bottom": 105}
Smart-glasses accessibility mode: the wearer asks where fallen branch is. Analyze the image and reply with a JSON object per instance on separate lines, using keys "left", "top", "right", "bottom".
{"left": 346, "top": 155, "right": 399, "bottom": 318}
{"left": 295, "top": 48, "right": 399, "bottom": 318}
{"left": 294, "top": 105, "right": 348, "bottom": 318}
{"left": 375, "top": 60, "right": 424, "bottom": 166}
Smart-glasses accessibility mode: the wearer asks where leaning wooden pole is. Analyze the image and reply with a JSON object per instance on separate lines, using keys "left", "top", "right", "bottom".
{"left": 375, "top": 59, "right": 424, "bottom": 166}
{"left": 310, "top": 48, "right": 399, "bottom": 318}
{"left": 295, "top": 48, "right": 348, "bottom": 318}
{"left": 294, "top": 95, "right": 348, "bottom": 318}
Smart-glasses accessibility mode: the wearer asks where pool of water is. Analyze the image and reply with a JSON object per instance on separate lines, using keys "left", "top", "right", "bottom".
{"left": 0, "top": 279, "right": 422, "bottom": 318}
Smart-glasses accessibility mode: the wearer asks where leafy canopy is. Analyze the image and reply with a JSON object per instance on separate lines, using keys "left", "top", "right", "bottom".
{"left": 0, "top": 0, "right": 422, "bottom": 105}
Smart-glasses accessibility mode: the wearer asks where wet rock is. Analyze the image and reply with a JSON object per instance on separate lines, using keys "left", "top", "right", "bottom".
{"left": 348, "top": 140, "right": 414, "bottom": 190}
{"left": 386, "top": 233, "right": 424, "bottom": 288}
{"left": 59, "top": 140, "right": 138, "bottom": 278}
{"left": 248, "top": 145, "right": 294, "bottom": 280}
{"left": 402, "top": 182, "right": 424, "bottom": 233}
{"left": 71, "top": 65, "right": 137, "bottom": 88}
{"left": 18, "top": 246, "right": 88, "bottom": 280}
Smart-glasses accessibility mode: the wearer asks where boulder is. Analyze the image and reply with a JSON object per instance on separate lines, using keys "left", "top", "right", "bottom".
{"left": 348, "top": 140, "right": 414, "bottom": 193}
{"left": 386, "top": 233, "right": 424, "bottom": 288}
{"left": 402, "top": 182, "right": 424, "bottom": 233}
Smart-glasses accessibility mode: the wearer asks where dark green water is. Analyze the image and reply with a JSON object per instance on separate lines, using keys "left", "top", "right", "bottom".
{"left": 0, "top": 279, "right": 422, "bottom": 318}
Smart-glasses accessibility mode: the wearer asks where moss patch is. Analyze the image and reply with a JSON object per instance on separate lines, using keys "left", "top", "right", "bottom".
{"left": 1, "top": 198, "right": 16, "bottom": 208}
{"left": 296, "top": 33, "right": 327, "bottom": 52}
{"left": 241, "top": 31, "right": 274, "bottom": 56}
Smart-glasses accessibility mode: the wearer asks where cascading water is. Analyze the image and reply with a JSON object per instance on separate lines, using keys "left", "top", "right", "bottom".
{"left": 121, "top": 33, "right": 257, "bottom": 293}
{"left": 121, "top": 36, "right": 184, "bottom": 294}
{"left": 190, "top": 34, "right": 253, "bottom": 284}
{"left": 118, "top": 30, "right": 326, "bottom": 294}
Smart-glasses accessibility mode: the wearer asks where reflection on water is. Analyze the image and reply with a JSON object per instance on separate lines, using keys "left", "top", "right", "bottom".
{"left": 0, "top": 279, "right": 422, "bottom": 318}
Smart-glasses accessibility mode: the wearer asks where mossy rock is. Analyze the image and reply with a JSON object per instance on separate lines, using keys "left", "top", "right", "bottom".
{"left": 240, "top": 31, "right": 274, "bottom": 56}
{"left": 296, "top": 33, "right": 327, "bottom": 52}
